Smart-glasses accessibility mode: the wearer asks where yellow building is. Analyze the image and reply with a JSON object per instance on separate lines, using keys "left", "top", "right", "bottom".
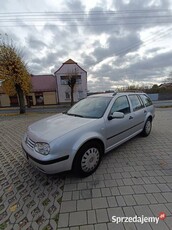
{"left": 0, "top": 74, "right": 57, "bottom": 107}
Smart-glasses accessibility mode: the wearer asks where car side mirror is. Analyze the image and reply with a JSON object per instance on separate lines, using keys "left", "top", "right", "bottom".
{"left": 108, "top": 112, "right": 124, "bottom": 120}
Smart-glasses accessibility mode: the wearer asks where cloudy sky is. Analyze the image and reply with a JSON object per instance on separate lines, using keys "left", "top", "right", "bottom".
{"left": 1, "top": 0, "right": 172, "bottom": 91}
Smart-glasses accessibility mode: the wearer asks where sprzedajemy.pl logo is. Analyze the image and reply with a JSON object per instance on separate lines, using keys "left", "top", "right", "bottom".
{"left": 112, "top": 212, "right": 166, "bottom": 225}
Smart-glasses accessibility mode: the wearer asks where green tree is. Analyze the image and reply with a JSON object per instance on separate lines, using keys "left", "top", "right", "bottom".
{"left": 0, "top": 37, "right": 31, "bottom": 113}
{"left": 151, "top": 84, "right": 159, "bottom": 93}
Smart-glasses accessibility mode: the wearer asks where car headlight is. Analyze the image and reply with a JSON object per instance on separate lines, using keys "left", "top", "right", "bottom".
{"left": 34, "top": 142, "right": 50, "bottom": 155}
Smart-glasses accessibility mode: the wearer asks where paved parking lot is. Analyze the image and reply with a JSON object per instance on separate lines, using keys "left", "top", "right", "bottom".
{"left": 0, "top": 109, "right": 172, "bottom": 230}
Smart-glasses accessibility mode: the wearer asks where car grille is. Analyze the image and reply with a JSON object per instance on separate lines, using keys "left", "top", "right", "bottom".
{"left": 26, "top": 137, "right": 35, "bottom": 149}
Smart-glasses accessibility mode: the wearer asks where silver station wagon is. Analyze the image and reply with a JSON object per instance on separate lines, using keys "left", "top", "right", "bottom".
{"left": 22, "top": 92, "right": 155, "bottom": 177}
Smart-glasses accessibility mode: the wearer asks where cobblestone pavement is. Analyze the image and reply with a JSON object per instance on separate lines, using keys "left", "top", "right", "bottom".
{"left": 0, "top": 114, "right": 65, "bottom": 230}
{"left": 0, "top": 109, "right": 172, "bottom": 230}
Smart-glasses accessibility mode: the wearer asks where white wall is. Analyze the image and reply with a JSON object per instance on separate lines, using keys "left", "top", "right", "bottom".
{"left": 55, "top": 63, "right": 87, "bottom": 103}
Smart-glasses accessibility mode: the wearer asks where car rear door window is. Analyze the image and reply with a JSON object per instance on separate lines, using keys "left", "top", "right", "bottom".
{"left": 140, "top": 94, "right": 153, "bottom": 107}
{"left": 129, "top": 95, "right": 144, "bottom": 111}
{"left": 110, "top": 96, "right": 131, "bottom": 114}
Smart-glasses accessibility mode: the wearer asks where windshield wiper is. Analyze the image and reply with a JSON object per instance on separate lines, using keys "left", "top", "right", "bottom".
{"left": 67, "top": 113, "right": 84, "bottom": 117}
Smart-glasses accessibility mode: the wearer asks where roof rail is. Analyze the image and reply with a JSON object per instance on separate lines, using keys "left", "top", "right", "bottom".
{"left": 112, "top": 92, "right": 117, "bottom": 96}
{"left": 119, "top": 90, "right": 144, "bottom": 93}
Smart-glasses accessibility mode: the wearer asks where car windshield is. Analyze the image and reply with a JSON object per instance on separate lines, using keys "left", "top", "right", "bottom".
{"left": 66, "top": 96, "right": 112, "bottom": 118}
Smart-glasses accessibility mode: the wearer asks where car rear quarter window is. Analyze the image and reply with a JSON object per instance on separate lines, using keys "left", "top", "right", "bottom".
{"left": 110, "top": 96, "right": 130, "bottom": 114}
{"left": 140, "top": 94, "right": 153, "bottom": 107}
{"left": 129, "top": 94, "right": 144, "bottom": 111}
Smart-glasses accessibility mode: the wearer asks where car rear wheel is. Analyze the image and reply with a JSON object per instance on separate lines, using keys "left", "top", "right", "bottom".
{"left": 141, "top": 118, "right": 152, "bottom": 137}
{"left": 73, "top": 141, "right": 103, "bottom": 177}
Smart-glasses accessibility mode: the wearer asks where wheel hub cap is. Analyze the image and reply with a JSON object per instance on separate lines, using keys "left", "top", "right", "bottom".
{"left": 81, "top": 147, "right": 100, "bottom": 172}
{"left": 146, "top": 121, "right": 151, "bottom": 133}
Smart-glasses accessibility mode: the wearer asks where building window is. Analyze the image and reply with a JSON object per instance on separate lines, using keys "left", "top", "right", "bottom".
{"left": 65, "top": 92, "right": 70, "bottom": 99}
{"left": 26, "top": 96, "right": 33, "bottom": 107}
{"left": 35, "top": 92, "right": 44, "bottom": 105}
{"left": 78, "top": 91, "right": 83, "bottom": 100}
{"left": 61, "top": 76, "right": 68, "bottom": 85}
{"left": 61, "top": 75, "right": 81, "bottom": 85}
{"left": 75, "top": 75, "right": 81, "bottom": 84}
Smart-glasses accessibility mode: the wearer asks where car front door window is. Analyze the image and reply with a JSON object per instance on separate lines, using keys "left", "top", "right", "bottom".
{"left": 110, "top": 96, "right": 131, "bottom": 115}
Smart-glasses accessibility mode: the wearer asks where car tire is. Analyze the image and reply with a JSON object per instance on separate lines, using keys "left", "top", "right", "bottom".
{"left": 73, "top": 141, "right": 103, "bottom": 177}
{"left": 141, "top": 118, "right": 152, "bottom": 137}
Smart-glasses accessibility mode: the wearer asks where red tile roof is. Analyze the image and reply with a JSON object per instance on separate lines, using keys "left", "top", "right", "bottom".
{"left": 31, "top": 75, "right": 56, "bottom": 92}
{"left": 63, "top": 59, "right": 77, "bottom": 64}
{"left": 54, "top": 59, "right": 86, "bottom": 74}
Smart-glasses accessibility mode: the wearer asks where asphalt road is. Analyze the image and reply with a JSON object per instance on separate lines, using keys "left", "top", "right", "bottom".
{"left": 0, "top": 100, "right": 172, "bottom": 114}
{"left": 153, "top": 100, "right": 172, "bottom": 107}
{"left": 0, "top": 105, "right": 70, "bottom": 114}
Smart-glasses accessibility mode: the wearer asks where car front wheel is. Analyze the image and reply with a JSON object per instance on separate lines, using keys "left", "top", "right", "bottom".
{"left": 73, "top": 141, "right": 103, "bottom": 177}
{"left": 141, "top": 118, "right": 152, "bottom": 137}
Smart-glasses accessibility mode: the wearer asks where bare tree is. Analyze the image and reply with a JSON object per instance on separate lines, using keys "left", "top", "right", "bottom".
{"left": 67, "top": 68, "right": 79, "bottom": 106}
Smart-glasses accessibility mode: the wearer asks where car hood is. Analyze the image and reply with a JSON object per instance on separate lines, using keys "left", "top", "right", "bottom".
{"left": 28, "top": 113, "right": 95, "bottom": 142}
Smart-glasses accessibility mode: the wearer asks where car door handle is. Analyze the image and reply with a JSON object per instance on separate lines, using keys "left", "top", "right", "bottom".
{"left": 129, "top": 116, "right": 133, "bottom": 120}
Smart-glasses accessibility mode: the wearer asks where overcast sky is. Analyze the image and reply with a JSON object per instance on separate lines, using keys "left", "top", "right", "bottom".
{"left": 1, "top": 0, "right": 172, "bottom": 91}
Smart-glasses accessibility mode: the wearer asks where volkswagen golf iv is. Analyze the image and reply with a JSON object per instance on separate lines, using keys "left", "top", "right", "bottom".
{"left": 22, "top": 92, "right": 155, "bottom": 177}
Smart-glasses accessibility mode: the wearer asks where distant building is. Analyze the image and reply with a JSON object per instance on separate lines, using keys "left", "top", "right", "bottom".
{"left": 28, "top": 74, "right": 57, "bottom": 106}
{"left": 159, "top": 83, "right": 172, "bottom": 88}
{"left": 54, "top": 59, "right": 87, "bottom": 103}
{"left": 0, "top": 59, "right": 87, "bottom": 107}
{"left": 0, "top": 74, "right": 57, "bottom": 107}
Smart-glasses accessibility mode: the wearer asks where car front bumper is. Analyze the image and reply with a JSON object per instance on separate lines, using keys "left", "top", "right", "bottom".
{"left": 21, "top": 142, "right": 71, "bottom": 174}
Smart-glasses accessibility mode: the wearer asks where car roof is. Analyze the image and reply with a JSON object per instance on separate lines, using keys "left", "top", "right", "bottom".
{"left": 89, "top": 92, "right": 145, "bottom": 98}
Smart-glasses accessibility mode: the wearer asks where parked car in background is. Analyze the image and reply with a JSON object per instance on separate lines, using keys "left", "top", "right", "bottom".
{"left": 21, "top": 92, "right": 155, "bottom": 177}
